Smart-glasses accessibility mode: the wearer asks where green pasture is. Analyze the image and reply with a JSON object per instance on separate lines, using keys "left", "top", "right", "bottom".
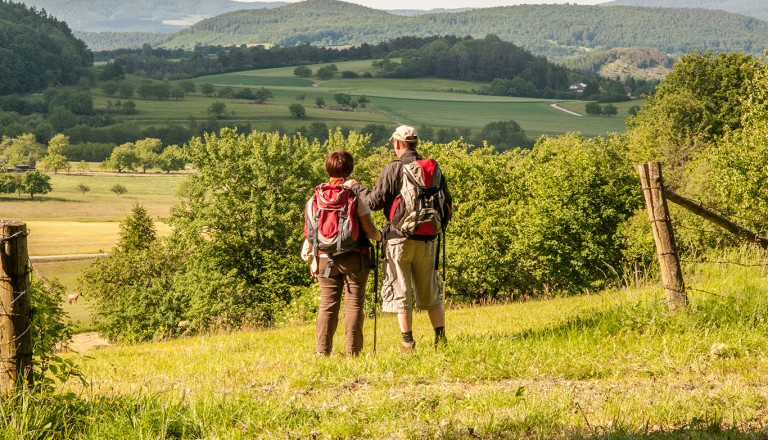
{"left": 93, "top": 59, "right": 635, "bottom": 140}
{"left": 29, "top": 253, "right": 768, "bottom": 437}
{"left": 33, "top": 258, "right": 95, "bottom": 331}
{"left": 7, "top": 169, "right": 184, "bottom": 328}
{"left": 2, "top": 170, "right": 182, "bottom": 256}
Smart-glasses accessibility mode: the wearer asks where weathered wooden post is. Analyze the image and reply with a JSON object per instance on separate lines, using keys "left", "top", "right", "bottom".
{"left": 0, "top": 220, "right": 33, "bottom": 393}
{"left": 637, "top": 162, "right": 687, "bottom": 311}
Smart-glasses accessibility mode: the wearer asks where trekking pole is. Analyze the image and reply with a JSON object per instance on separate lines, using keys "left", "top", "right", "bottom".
{"left": 372, "top": 241, "right": 380, "bottom": 353}
{"left": 442, "top": 231, "right": 446, "bottom": 301}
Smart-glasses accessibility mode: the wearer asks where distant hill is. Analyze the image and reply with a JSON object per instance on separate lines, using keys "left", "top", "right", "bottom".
{"left": 0, "top": 1, "right": 92, "bottom": 94}
{"left": 605, "top": 0, "right": 768, "bottom": 21}
{"left": 18, "top": 0, "right": 288, "bottom": 33}
{"left": 158, "top": 0, "right": 768, "bottom": 59}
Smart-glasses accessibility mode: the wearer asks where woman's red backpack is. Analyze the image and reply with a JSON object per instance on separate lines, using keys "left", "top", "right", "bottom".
{"left": 304, "top": 183, "right": 360, "bottom": 256}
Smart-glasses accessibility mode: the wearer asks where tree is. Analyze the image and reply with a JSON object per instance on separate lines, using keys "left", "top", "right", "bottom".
{"left": 602, "top": 103, "right": 618, "bottom": 116}
{"left": 20, "top": 170, "right": 52, "bottom": 199}
{"left": 476, "top": 120, "right": 533, "bottom": 151}
{"left": 2, "top": 133, "right": 44, "bottom": 167}
{"left": 171, "top": 86, "right": 186, "bottom": 100}
{"left": 39, "top": 134, "right": 70, "bottom": 174}
{"left": 77, "top": 161, "right": 90, "bottom": 173}
{"left": 296, "top": 94, "right": 306, "bottom": 102}
{"left": 235, "top": 88, "right": 255, "bottom": 100}
{"left": 137, "top": 80, "right": 154, "bottom": 99}
{"left": 105, "top": 143, "right": 140, "bottom": 172}
{"left": 77, "top": 183, "right": 90, "bottom": 196}
{"left": 356, "top": 95, "right": 369, "bottom": 108}
{"left": 201, "top": 83, "right": 215, "bottom": 97}
{"left": 111, "top": 184, "right": 127, "bottom": 197}
{"left": 315, "top": 97, "right": 325, "bottom": 108}
{"left": 179, "top": 80, "right": 196, "bottom": 95}
{"left": 0, "top": 174, "right": 18, "bottom": 194}
{"left": 135, "top": 138, "right": 162, "bottom": 173}
{"left": 334, "top": 93, "right": 352, "bottom": 106}
{"left": 157, "top": 145, "right": 186, "bottom": 173}
{"left": 123, "top": 100, "right": 137, "bottom": 115}
{"left": 316, "top": 66, "right": 336, "bottom": 80}
{"left": 254, "top": 87, "right": 273, "bottom": 101}
{"left": 289, "top": 103, "right": 306, "bottom": 118}
{"left": 102, "top": 81, "right": 119, "bottom": 97}
{"left": 79, "top": 205, "right": 180, "bottom": 343}
{"left": 119, "top": 204, "right": 156, "bottom": 251}
{"left": 117, "top": 82, "right": 134, "bottom": 99}
{"left": 294, "top": 66, "right": 312, "bottom": 77}
{"left": 208, "top": 102, "right": 227, "bottom": 119}
{"left": 585, "top": 102, "right": 602, "bottom": 115}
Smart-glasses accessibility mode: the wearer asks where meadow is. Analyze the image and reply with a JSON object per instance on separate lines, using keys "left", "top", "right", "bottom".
{"left": 2, "top": 168, "right": 185, "bottom": 329}
{"left": 5, "top": 252, "right": 768, "bottom": 438}
{"left": 96, "top": 60, "right": 636, "bottom": 140}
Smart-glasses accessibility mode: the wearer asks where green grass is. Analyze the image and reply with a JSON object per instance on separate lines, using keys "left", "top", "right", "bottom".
{"left": 5, "top": 250, "right": 765, "bottom": 438}
{"left": 32, "top": 258, "right": 94, "bottom": 332}
{"left": 93, "top": 60, "right": 634, "bottom": 140}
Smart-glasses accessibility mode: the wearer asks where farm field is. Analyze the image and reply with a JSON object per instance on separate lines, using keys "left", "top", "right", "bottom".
{"left": 38, "top": 260, "right": 768, "bottom": 438}
{"left": 94, "top": 60, "right": 634, "bottom": 140}
{"left": 3, "top": 169, "right": 184, "bottom": 326}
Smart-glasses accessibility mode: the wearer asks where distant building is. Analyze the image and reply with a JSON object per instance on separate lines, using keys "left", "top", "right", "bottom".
{"left": 6, "top": 164, "right": 35, "bottom": 173}
{"left": 569, "top": 82, "right": 587, "bottom": 93}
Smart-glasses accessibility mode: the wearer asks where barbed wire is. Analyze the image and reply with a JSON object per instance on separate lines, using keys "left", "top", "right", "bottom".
{"left": 0, "top": 230, "right": 27, "bottom": 244}
{"left": 679, "top": 259, "right": 768, "bottom": 268}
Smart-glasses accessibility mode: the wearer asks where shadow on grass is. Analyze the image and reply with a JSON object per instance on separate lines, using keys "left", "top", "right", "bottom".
{"left": 0, "top": 196, "right": 84, "bottom": 203}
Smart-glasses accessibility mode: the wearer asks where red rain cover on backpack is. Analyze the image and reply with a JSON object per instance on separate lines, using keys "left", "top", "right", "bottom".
{"left": 304, "top": 183, "right": 360, "bottom": 256}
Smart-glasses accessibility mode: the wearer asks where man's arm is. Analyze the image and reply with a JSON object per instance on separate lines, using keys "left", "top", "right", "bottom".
{"left": 349, "top": 161, "right": 401, "bottom": 213}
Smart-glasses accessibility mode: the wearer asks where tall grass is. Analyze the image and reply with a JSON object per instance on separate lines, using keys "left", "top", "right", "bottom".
{"left": 3, "top": 247, "right": 767, "bottom": 438}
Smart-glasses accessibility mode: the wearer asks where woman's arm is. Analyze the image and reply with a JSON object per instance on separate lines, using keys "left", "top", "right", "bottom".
{"left": 359, "top": 213, "right": 381, "bottom": 242}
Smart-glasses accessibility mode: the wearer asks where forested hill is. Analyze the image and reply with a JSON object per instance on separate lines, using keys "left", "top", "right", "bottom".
{"left": 160, "top": 0, "right": 768, "bottom": 59}
{"left": 605, "top": 0, "right": 768, "bottom": 21}
{"left": 17, "top": 0, "right": 288, "bottom": 33}
{"left": 0, "top": 1, "right": 92, "bottom": 94}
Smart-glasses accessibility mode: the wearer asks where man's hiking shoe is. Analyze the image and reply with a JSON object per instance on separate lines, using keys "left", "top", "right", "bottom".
{"left": 401, "top": 340, "right": 416, "bottom": 353}
{"left": 435, "top": 335, "right": 448, "bottom": 347}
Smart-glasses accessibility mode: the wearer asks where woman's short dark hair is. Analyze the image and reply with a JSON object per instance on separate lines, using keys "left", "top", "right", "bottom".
{"left": 325, "top": 150, "right": 354, "bottom": 178}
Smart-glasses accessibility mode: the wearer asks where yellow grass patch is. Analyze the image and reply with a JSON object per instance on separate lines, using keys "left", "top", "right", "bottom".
{"left": 26, "top": 220, "right": 171, "bottom": 256}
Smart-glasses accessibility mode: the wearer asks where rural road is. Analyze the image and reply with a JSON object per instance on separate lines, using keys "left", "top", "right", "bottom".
{"left": 550, "top": 103, "right": 582, "bottom": 116}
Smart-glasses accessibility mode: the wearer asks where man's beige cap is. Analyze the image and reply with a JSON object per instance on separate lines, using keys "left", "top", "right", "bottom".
{"left": 390, "top": 125, "right": 418, "bottom": 143}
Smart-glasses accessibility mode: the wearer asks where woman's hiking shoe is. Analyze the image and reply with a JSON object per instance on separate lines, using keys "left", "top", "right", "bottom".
{"left": 401, "top": 340, "right": 416, "bottom": 353}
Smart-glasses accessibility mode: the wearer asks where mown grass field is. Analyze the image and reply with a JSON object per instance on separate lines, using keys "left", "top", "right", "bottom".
{"left": 5, "top": 252, "right": 767, "bottom": 438}
{"left": 2, "top": 169, "right": 185, "bottom": 328}
{"left": 94, "top": 60, "right": 636, "bottom": 140}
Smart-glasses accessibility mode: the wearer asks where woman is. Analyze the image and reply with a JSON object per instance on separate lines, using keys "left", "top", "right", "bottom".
{"left": 306, "top": 150, "right": 381, "bottom": 356}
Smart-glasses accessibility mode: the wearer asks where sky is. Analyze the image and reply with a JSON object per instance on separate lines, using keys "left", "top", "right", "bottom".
{"left": 238, "top": 0, "right": 614, "bottom": 10}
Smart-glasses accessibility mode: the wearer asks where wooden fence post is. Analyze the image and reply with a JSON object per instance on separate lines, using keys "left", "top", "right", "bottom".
{"left": 637, "top": 162, "right": 687, "bottom": 311}
{"left": 0, "top": 220, "right": 33, "bottom": 394}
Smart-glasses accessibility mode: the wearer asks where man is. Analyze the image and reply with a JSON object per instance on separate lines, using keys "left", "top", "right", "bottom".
{"left": 347, "top": 125, "right": 452, "bottom": 351}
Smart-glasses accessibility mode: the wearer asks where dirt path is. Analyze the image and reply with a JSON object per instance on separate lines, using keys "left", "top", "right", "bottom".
{"left": 65, "top": 332, "right": 112, "bottom": 352}
{"left": 550, "top": 102, "right": 582, "bottom": 116}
